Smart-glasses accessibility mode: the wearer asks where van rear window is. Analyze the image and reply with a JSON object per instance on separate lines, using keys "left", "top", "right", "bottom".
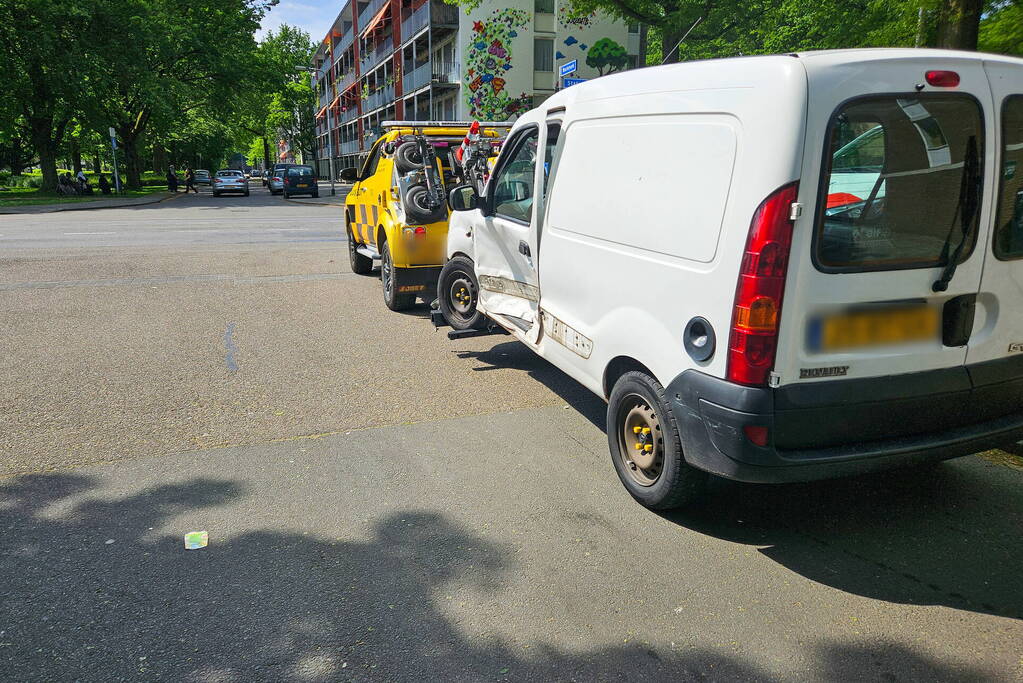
{"left": 815, "top": 95, "right": 984, "bottom": 271}
{"left": 994, "top": 95, "right": 1023, "bottom": 260}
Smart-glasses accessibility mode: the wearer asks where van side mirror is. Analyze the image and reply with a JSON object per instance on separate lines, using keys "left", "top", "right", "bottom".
{"left": 448, "top": 184, "right": 479, "bottom": 212}
{"left": 339, "top": 167, "right": 358, "bottom": 183}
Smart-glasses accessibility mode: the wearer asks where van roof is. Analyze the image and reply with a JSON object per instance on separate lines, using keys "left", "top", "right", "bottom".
{"left": 539, "top": 48, "right": 1023, "bottom": 116}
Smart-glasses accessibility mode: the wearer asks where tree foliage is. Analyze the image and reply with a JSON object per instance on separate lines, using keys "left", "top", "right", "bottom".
{"left": 586, "top": 38, "right": 630, "bottom": 75}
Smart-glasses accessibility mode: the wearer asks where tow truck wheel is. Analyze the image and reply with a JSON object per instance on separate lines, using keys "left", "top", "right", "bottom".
{"left": 380, "top": 239, "right": 415, "bottom": 311}
{"left": 347, "top": 225, "right": 373, "bottom": 275}
{"left": 438, "top": 256, "right": 486, "bottom": 330}
{"left": 607, "top": 371, "right": 707, "bottom": 510}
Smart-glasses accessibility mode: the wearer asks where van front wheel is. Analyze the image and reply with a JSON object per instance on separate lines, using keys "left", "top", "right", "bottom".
{"left": 438, "top": 256, "right": 486, "bottom": 330}
{"left": 607, "top": 371, "right": 706, "bottom": 509}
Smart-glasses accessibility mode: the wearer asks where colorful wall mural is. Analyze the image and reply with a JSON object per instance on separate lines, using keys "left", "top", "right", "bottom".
{"left": 458, "top": 0, "right": 636, "bottom": 121}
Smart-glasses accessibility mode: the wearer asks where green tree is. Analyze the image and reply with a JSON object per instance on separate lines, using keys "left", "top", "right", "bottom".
{"left": 586, "top": 38, "right": 630, "bottom": 75}
{"left": 979, "top": 1, "right": 1023, "bottom": 55}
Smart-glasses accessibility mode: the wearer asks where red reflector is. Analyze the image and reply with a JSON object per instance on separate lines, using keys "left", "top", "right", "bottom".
{"left": 743, "top": 425, "right": 770, "bottom": 447}
{"left": 413, "top": 226, "right": 426, "bottom": 235}
{"left": 726, "top": 182, "right": 799, "bottom": 386}
{"left": 925, "top": 70, "right": 960, "bottom": 88}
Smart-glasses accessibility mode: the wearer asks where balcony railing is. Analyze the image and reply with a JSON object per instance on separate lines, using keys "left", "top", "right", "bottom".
{"left": 363, "top": 84, "right": 395, "bottom": 112}
{"left": 400, "top": 3, "right": 429, "bottom": 43}
{"left": 360, "top": 40, "right": 391, "bottom": 70}
{"left": 340, "top": 140, "right": 360, "bottom": 155}
{"left": 358, "top": 0, "right": 387, "bottom": 31}
{"left": 402, "top": 61, "right": 431, "bottom": 93}
{"left": 338, "top": 69, "right": 356, "bottom": 92}
{"left": 432, "top": 61, "right": 459, "bottom": 84}
{"left": 340, "top": 105, "right": 360, "bottom": 123}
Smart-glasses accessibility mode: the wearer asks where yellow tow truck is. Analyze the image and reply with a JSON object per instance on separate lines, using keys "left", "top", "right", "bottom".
{"left": 340, "top": 121, "right": 509, "bottom": 310}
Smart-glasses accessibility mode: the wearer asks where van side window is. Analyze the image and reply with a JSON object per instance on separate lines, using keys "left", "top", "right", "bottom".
{"left": 543, "top": 124, "right": 561, "bottom": 200}
{"left": 994, "top": 95, "right": 1023, "bottom": 260}
{"left": 816, "top": 95, "right": 984, "bottom": 271}
{"left": 492, "top": 130, "right": 539, "bottom": 223}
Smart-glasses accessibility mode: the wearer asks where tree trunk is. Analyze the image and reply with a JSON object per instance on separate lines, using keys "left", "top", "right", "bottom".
{"left": 153, "top": 145, "right": 167, "bottom": 174}
{"left": 262, "top": 136, "right": 271, "bottom": 171}
{"left": 638, "top": 24, "right": 649, "bottom": 68}
{"left": 661, "top": 26, "right": 684, "bottom": 64}
{"left": 93, "top": 155, "right": 102, "bottom": 173}
{"left": 71, "top": 139, "right": 82, "bottom": 175}
{"left": 28, "top": 121, "right": 58, "bottom": 192}
{"left": 119, "top": 131, "right": 143, "bottom": 189}
{"left": 935, "top": 0, "right": 983, "bottom": 50}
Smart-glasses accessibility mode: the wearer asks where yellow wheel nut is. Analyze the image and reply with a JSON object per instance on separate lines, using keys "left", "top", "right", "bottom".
{"left": 644, "top": 444, "right": 653, "bottom": 452}
{"left": 642, "top": 427, "right": 651, "bottom": 435}
{"left": 634, "top": 443, "right": 642, "bottom": 450}
{"left": 633, "top": 426, "right": 642, "bottom": 434}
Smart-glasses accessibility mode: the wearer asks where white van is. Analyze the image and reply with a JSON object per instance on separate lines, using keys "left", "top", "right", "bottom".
{"left": 437, "top": 49, "right": 1023, "bottom": 509}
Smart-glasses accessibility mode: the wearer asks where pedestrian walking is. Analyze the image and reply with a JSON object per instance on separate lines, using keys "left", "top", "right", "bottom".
{"left": 166, "top": 167, "right": 179, "bottom": 193}
{"left": 98, "top": 174, "right": 111, "bottom": 195}
{"left": 184, "top": 167, "right": 198, "bottom": 194}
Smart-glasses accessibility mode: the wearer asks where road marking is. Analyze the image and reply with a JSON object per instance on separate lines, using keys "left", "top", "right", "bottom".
{"left": 64, "top": 231, "right": 115, "bottom": 235}
{"left": 224, "top": 323, "right": 239, "bottom": 372}
{"left": 276, "top": 228, "right": 311, "bottom": 231}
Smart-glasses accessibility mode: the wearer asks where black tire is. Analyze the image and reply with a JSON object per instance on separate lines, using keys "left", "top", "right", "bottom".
{"left": 212, "top": 191, "right": 220, "bottom": 197}
{"left": 347, "top": 224, "right": 373, "bottom": 275}
{"left": 438, "top": 256, "right": 486, "bottom": 330}
{"left": 380, "top": 240, "right": 415, "bottom": 311}
{"left": 312, "top": 191, "right": 319, "bottom": 198}
{"left": 244, "top": 190, "right": 250, "bottom": 196}
{"left": 607, "top": 371, "right": 707, "bottom": 510}
{"left": 394, "top": 142, "right": 428, "bottom": 174}
{"left": 404, "top": 184, "right": 440, "bottom": 223}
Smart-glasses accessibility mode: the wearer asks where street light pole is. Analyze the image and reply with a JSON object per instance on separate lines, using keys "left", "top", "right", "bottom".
{"left": 108, "top": 127, "right": 121, "bottom": 194}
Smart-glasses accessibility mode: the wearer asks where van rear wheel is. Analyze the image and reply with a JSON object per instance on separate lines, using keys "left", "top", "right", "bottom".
{"left": 607, "top": 371, "right": 706, "bottom": 509}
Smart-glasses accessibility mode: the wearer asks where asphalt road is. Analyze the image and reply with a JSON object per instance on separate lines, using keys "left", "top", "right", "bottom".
{"left": 1, "top": 182, "right": 1021, "bottom": 681}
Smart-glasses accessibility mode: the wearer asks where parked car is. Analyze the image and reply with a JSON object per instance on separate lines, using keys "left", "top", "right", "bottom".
{"left": 250, "top": 169, "right": 262, "bottom": 179}
{"left": 194, "top": 169, "right": 211, "bottom": 186}
{"left": 282, "top": 165, "right": 319, "bottom": 198}
{"left": 439, "top": 49, "right": 1023, "bottom": 509}
{"left": 212, "top": 169, "right": 249, "bottom": 197}
{"left": 343, "top": 121, "right": 509, "bottom": 310}
{"left": 268, "top": 163, "right": 297, "bottom": 194}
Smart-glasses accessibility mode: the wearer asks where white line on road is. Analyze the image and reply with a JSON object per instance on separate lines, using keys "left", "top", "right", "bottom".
{"left": 63, "top": 232, "right": 115, "bottom": 235}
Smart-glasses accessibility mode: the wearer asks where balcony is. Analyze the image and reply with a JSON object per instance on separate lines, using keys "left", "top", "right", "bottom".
{"left": 402, "top": 61, "right": 431, "bottom": 93}
{"left": 338, "top": 69, "right": 356, "bottom": 92}
{"left": 360, "top": 40, "right": 391, "bottom": 71}
{"left": 358, "top": 0, "right": 386, "bottom": 30}
{"left": 340, "top": 105, "right": 360, "bottom": 123}
{"left": 432, "top": 61, "right": 459, "bottom": 85}
{"left": 363, "top": 84, "right": 395, "bottom": 112}
{"left": 340, "top": 140, "right": 360, "bottom": 155}
{"left": 400, "top": 3, "right": 429, "bottom": 43}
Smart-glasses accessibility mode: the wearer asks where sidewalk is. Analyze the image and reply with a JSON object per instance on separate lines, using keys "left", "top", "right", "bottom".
{"left": 0, "top": 191, "right": 179, "bottom": 215}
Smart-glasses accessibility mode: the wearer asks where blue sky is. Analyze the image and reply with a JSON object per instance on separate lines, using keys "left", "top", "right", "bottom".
{"left": 258, "top": 0, "right": 339, "bottom": 43}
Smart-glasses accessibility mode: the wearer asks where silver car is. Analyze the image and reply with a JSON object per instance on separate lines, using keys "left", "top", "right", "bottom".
{"left": 268, "top": 164, "right": 296, "bottom": 195}
{"left": 194, "top": 169, "right": 211, "bottom": 186}
{"left": 212, "top": 170, "right": 249, "bottom": 197}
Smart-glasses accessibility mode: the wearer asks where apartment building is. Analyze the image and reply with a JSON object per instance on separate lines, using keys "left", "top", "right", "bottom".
{"left": 310, "top": 0, "right": 641, "bottom": 174}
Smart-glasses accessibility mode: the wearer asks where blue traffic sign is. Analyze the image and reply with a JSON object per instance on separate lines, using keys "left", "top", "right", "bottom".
{"left": 562, "top": 77, "right": 587, "bottom": 88}
{"left": 559, "top": 60, "right": 578, "bottom": 77}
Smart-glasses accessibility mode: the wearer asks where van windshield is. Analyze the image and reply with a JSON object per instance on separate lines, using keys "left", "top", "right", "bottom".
{"left": 816, "top": 95, "right": 984, "bottom": 271}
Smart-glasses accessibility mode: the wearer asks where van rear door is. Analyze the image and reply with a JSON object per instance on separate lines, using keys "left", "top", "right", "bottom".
{"left": 967, "top": 63, "right": 1023, "bottom": 372}
{"left": 775, "top": 57, "right": 994, "bottom": 386}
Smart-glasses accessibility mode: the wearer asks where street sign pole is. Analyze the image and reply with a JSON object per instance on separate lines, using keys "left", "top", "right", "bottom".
{"left": 108, "top": 127, "right": 121, "bottom": 194}
{"left": 327, "top": 109, "right": 336, "bottom": 196}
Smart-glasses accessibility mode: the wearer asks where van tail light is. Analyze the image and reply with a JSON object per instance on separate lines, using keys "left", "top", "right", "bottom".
{"left": 925, "top": 70, "right": 960, "bottom": 88}
{"left": 726, "top": 182, "right": 799, "bottom": 386}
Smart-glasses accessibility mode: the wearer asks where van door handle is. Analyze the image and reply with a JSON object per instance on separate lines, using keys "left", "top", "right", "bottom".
{"left": 518, "top": 241, "right": 530, "bottom": 257}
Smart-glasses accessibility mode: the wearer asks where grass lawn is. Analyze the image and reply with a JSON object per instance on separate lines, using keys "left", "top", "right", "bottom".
{"left": 0, "top": 185, "right": 170, "bottom": 208}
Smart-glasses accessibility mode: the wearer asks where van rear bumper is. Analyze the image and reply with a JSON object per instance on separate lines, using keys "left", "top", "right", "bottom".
{"left": 666, "top": 361, "right": 1023, "bottom": 484}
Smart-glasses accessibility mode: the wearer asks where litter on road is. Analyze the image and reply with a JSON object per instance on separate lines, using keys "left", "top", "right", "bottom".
{"left": 184, "top": 531, "right": 209, "bottom": 550}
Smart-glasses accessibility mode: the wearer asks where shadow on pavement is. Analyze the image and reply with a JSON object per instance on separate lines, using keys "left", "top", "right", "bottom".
{"left": 663, "top": 460, "right": 1023, "bottom": 622}
{"left": 0, "top": 473, "right": 992, "bottom": 680}
{"left": 455, "top": 340, "right": 606, "bottom": 430}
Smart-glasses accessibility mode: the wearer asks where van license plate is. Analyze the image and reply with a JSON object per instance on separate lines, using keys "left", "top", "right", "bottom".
{"left": 809, "top": 305, "right": 939, "bottom": 352}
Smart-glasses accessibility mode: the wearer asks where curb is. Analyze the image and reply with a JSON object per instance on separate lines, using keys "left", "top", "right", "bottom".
{"left": 0, "top": 191, "right": 182, "bottom": 215}
{"left": 283, "top": 184, "right": 351, "bottom": 208}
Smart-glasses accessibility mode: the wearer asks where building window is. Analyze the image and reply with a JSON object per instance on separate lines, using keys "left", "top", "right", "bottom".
{"left": 628, "top": 23, "right": 640, "bottom": 34}
{"left": 534, "top": 38, "right": 553, "bottom": 72}
{"left": 534, "top": 0, "right": 554, "bottom": 13}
